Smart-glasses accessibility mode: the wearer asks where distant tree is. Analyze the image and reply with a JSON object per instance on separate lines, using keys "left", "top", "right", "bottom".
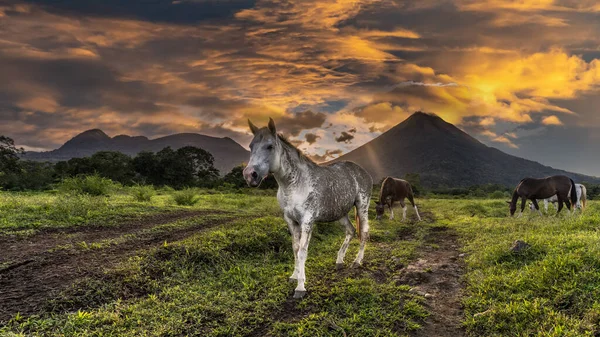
{"left": 65, "top": 157, "right": 95, "bottom": 176}
{"left": 1, "top": 161, "right": 54, "bottom": 191}
{"left": 134, "top": 146, "right": 220, "bottom": 188}
{"left": 132, "top": 151, "right": 160, "bottom": 185}
{"left": 89, "top": 151, "right": 134, "bottom": 184}
{"left": 176, "top": 146, "right": 220, "bottom": 187}
{"left": 53, "top": 161, "right": 71, "bottom": 180}
{"left": 404, "top": 173, "right": 422, "bottom": 196}
{"left": 0, "top": 136, "right": 23, "bottom": 175}
{"left": 223, "top": 165, "right": 246, "bottom": 188}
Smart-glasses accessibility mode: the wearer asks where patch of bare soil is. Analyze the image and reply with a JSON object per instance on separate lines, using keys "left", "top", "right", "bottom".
{"left": 396, "top": 225, "right": 465, "bottom": 337}
{"left": 0, "top": 210, "right": 224, "bottom": 266}
{"left": 0, "top": 210, "right": 236, "bottom": 323}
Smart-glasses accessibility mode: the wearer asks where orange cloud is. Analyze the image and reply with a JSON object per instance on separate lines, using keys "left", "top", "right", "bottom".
{"left": 541, "top": 115, "right": 563, "bottom": 125}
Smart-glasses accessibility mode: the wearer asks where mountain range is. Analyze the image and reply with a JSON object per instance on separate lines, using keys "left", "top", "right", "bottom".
{"left": 331, "top": 111, "right": 600, "bottom": 187}
{"left": 23, "top": 112, "right": 600, "bottom": 186}
{"left": 23, "top": 129, "right": 250, "bottom": 174}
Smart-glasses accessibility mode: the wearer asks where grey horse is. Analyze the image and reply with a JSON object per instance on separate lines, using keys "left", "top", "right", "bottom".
{"left": 243, "top": 118, "right": 373, "bottom": 298}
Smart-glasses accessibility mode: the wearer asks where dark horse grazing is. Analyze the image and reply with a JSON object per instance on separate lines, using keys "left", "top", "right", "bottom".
{"left": 508, "top": 175, "right": 577, "bottom": 216}
{"left": 243, "top": 118, "right": 373, "bottom": 298}
{"left": 375, "top": 177, "right": 421, "bottom": 221}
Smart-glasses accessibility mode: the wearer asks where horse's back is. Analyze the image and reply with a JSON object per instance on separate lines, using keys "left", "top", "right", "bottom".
{"left": 518, "top": 175, "right": 573, "bottom": 199}
{"left": 324, "top": 161, "right": 373, "bottom": 190}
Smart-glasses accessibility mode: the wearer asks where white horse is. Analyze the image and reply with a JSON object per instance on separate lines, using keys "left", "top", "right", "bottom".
{"left": 243, "top": 118, "right": 373, "bottom": 298}
{"left": 529, "top": 183, "right": 587, "bottom": 213}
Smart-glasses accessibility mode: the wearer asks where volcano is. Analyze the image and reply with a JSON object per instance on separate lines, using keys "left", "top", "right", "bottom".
{"left": 331, "top": 112, "right": 599, "bottom": 187}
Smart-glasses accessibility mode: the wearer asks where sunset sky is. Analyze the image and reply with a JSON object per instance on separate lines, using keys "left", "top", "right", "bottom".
{"left": 1, "top": 0, "right": 600, "bottom": 175}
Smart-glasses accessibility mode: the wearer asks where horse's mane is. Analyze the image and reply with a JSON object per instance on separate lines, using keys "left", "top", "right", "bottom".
{"left": 277, "top": 134, "right": 317, "bottom": 165}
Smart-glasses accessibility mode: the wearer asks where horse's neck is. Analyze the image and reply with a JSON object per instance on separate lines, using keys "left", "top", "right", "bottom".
{"left": 273, "top": 145, "right": 313, "bottom": 189}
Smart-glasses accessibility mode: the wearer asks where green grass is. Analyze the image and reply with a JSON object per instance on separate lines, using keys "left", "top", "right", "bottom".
{"left": 1, "top": 191, "right": 600, "bottom": 336}
{"left": 427, "top": 198, "right": 600, "bottom": 336}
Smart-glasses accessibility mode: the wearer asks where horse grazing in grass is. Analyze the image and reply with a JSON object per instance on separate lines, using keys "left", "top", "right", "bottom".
{"left": 243, "top": 118, "right": 373, "bottom": 298}
{"left": 529, "top": 183, "right": 587, "bottom": 213}
{"left": 508, "top": 175, "right": 577, "bottom": 216}
{"left": 375, "top": 177, "right": 421, "bottom": 221}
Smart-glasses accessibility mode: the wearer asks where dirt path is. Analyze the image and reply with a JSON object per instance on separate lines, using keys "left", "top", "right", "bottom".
{"left": 399, "top": 225, "right": 465, "bottom": 337}
{"left": 247, "top": 212, "right": 466, "bottom": 336}
{"left": 0, "top": 210, "right": 237, "bottom": 322}
{"left": 0, "top": 210, "right": 224, "bottom": 266}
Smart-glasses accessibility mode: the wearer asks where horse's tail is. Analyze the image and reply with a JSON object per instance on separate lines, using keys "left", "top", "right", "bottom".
{"left": 354, "top": 206, "right": 361, "bottom": 240}
{"left": 407, "top": 183, "right": 416, "bottom": 207}
{"left": 569, "top": 179, "right": 577, "bottom": 207}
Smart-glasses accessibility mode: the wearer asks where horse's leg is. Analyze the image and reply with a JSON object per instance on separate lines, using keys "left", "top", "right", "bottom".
{"left": 285, "top": 215, "right": 301, "bottom": 282}
{"left": 352, "top": 198, "right": 370, "bottom": 268}
{"left": 399, "top": 200, "right": 407, "bottom": 221}
{"left": 544, "top": 199, "right": 549, "bottom": 213}
{"left": 518, "top": 197, "right": 526, "bottom": 217}
{"left": 557, "top": 198, "right": 564, "bottom": 214}
{"left": 294, "top": 223, "right": 313, "bottom": 298}
{"left": 335, "top": 215, "right": 354, "bottom": 270}
{"left": 408, "top": 195, "right": 421, "bottom": 221}
{"left": 531, "top": 199, "right": 542, "bottom": 216}
{"left": 388, "top": 201, "right": 394, "bottom": 220}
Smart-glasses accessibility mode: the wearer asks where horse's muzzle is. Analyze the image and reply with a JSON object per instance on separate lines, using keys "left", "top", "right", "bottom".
{"left": 243, "top": 166, "right": 263, "bottom": 187}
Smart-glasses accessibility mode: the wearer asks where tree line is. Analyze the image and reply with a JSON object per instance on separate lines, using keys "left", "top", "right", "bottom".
{"left": 0, "top": 135, "right": 277, "bottom": 191}
{"left": 1, "top": 135, "right": 599, "bottom": 198}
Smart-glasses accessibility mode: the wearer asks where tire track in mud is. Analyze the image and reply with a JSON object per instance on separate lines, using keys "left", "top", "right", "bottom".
{"left": 0, "top": 210, "right": 240, "bottom": 322}
{"left": 0, "top": 210, "right": 224, "bottom": 266}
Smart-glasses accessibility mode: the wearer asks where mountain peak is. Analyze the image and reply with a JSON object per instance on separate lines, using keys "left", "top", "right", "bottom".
{"left": 76, "top": 129, "right": 109, "bottom": 139}
{"left": 332, "top": 111, "right": 599, "bottom": 187}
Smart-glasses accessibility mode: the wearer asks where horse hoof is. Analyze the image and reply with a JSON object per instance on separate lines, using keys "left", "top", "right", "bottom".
{"left": 351, "top": 262, "right": 362, "bottom": 269}
{"left": 293, "top": 290, "right": 307, "bottom": 299}
{"left": 288, "top": 277, "right": 297, "bottom": 283}
{"left": 335, "top": 263, "right": 344, "bottom": 270}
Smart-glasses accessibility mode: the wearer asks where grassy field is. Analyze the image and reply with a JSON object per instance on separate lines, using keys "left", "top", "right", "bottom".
{"left": 0, "top": 189, "right": 599, "bottom": 336}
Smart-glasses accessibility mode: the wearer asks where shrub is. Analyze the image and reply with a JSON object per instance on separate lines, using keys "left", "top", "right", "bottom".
{"left": 49, "top": 194, "right": 108, "bottom": 221}
{"left": 58, "top": 174, "right": 120, "bottom": 196}
{"left": 172, "top": 188, "right": 200, "bottom": 206}
{"left": 489, "top": 190, "right": 507, "bottom": 199}
{"left": 130, "top": 185, "right": 156, "bottom": 202}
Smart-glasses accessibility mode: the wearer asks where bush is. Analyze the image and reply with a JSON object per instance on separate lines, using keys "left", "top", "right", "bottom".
{"left": 489, "top": 190, "right": 507, "bottom": 199}
{"left": 58, "top": 174, "right": 120, "bottom": 196}
{"left": 172, "top": 188, "right": 200, "bottom": 206}
{"left": 130, "top": 185, "right": 156, "bottom": 202}
{"left": 49, "top": 194, "right": 108, "bottom": 221}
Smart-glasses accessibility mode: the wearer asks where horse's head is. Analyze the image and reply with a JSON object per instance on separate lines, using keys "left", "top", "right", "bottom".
{"left": 375, "top": 201, "right": 385, "bottom": 220}
{"left": 506, "top": 200, "right": 516, "bottom": 216}
{"left": 244, "top": 118, "right": 281, "bottom": 187}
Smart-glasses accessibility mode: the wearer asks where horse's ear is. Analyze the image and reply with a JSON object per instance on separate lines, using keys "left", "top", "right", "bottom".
{"left": 268, "top": 117, "right": 276, "bottom": 135}
{"left": 248, "top": 119, "right": 259, "bottom": 135}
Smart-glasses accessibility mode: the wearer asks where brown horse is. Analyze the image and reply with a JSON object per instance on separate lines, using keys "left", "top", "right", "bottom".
{"left": 508, "top": 175, "right": 577, "bottom": 216}
{"left": 375, "top": 177, "right": 421, "bottom": 221}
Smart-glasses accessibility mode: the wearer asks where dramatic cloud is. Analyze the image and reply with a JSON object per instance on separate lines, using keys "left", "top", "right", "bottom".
{"left": 1, "top": 0, "right": 600, "bottom": 173}
{"left": 309, "top": 149, "right": 343, "bottom": 163}
{"left": 542, "top": 115, "right": 564, "bottom": 125}
{"left": 305, "top": 133, "right": 320, "bottom": 144}
{"left": 335, "top": 131, "right": 355, "bottom": 143}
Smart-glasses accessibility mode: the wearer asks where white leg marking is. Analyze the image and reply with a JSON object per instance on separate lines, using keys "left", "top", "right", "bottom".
{"left": 402, "top": 206, "right": 407, "bottom": 221}
{"left": 295, "top": 225, "right": 313, "bottom": 294}
{"left": 336, "top": 217, "right": 354, "bottom": 265}
{"left": 286, "top": 219, "right": 301, "bottom": 280}
{"left": 414, "top": 205, "right": 422, "bottom": 221}
{"left": 353, "top": 203, "right": 370, "bottom": 266}
{"left": 389, "top": 207, "right": 394, "bottom": 220}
